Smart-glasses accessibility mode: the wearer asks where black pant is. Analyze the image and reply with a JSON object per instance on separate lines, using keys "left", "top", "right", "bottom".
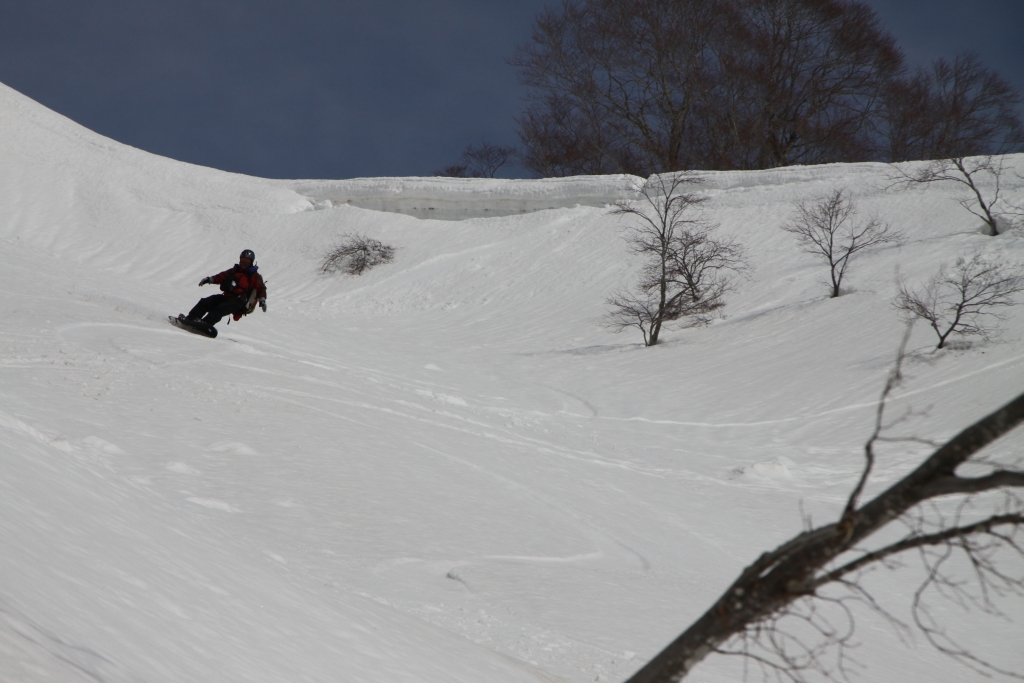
{"left": 188, "top": 294, "right": 245, "bottom": 325}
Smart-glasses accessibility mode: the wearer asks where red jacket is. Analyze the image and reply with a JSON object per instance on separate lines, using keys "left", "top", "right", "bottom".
{"left": 211, "top": 265, "right": 267, "bottom": 319}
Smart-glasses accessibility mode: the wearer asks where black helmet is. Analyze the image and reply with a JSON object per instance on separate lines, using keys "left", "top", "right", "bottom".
{"left": 240, "top": 249, "right": 255, "bottom": 262}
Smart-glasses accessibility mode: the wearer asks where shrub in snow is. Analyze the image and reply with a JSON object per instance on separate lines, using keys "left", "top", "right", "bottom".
{"left": 320, "top": 234, "right": 395, "bottom": 276}
{"left": 782, "top": 188, "right": 903, "bottom": 298}
{"left": 895, "top": 253, "right": 1024, "bottom": 349}
{"left": 605, "top": 173, "right": 747, "bottom": 346}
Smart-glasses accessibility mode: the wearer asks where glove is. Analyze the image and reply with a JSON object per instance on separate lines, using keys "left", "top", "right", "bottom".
{"left": 199, "top": 277, "right": 213, "bottom": 286}
{"left": 258, "top": 298, "right": 267, "bottom": 313}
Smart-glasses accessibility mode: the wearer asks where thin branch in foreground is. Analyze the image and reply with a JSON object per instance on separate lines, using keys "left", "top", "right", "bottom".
{"left": 842, "top": 324, "right": 913, "bottom": 520}
{"left": 624, "top": 356, "right": 1024, "bottom": 682}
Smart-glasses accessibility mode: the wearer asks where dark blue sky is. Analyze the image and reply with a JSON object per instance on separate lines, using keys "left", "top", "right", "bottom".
{"left": 1, "top": 0, "right": 1021, "bottom": 180}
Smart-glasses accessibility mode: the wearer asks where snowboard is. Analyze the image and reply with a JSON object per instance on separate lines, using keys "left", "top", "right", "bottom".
{"left": 169, "top": 315, "right": 218, "bottom": 338}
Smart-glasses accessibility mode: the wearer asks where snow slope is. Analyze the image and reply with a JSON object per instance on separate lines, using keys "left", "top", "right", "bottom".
{"left": 2, "top": 80, "right": 1024, "bottom": 683}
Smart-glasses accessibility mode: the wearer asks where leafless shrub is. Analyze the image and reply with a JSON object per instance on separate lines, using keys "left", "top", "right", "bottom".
{"left": 890, "top": 155, "right": 1012, "bottom": 236}
{"left": 434, "top": 163, "right": 471, "bottom": 178}
{"left": 463, "top": 141, "right": 517, "bottom": 178}
{"left": 895, "top": 254, "right": 1024, "bottom": 349}
{"left": 782, "top": 189, "right": 904, "bottom": 298}
{"left": 434, "top": 141, "right": 517, "bottom": 178}
{"left": 625, "top": 335, "right": 1024, "bottom": 682}
{"left": 606, "top": 173, "right": 747, "bottom": 346}
{"left": 320, "top": 234, "right": 395, "bottom": 276}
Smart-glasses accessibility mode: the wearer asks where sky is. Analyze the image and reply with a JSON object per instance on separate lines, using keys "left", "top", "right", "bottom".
{"left": 0, "top": 0, "right": 1022, "bottom": 181}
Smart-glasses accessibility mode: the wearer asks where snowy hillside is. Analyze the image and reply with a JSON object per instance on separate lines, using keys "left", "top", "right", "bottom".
{"left": 2, "top": 79, "right": 1024, "bottom": 683}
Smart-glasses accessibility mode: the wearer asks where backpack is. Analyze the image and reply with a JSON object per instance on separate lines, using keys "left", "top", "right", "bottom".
{"left": 219, "top": 267, "right": 261, "bottom": 311}
{"left": 231, "top": 270, "right": 264, "bottom": 321}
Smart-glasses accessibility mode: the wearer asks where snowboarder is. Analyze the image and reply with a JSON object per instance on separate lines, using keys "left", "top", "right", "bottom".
{"left": 173, "top": 249, "right": 267, "bottom": 336}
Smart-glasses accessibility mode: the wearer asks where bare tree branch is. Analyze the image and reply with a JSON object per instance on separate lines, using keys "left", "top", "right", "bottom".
{"left": 910, "top": 525, "right": 1024, "bottom": 680}
{"left": 921, "top": 472, "right": 1024, "bottom": 498}
{"left": 625, "top": 375, "right": 1024, "bottom": 683}
{"left": 842, "top": 325, "right": 911, "bottom": 519}
{"left": 813, "top": 514, "right": 1024, "bottom": 590}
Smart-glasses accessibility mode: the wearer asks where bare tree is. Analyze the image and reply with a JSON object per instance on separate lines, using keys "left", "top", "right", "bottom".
{"left": 732, "top": 0, "right": 903, "bottom": 168}
{"left": 625, "top": 337, "right": 1024, "bottom": 682}
{"left": 512, "top": 0, "right": 730, "bottom": 177}
{"left": 513, "top": 3, "right": 1023, "bottom": 174}
{"left": 434, "top": 141, "right": 517, "bottom": 178}
{"left": 782, "top": 189, "right": 904, "bottom": 298}
{"left": 463, "top": 141, "right": 517, "bottom": 178}
{"left": 320, "top": 234, "right": 395, "bottom": 276}
{"left": 606, "top": 173, "right": 746, "bottom": 346}
{"left": 895, "top": 254, "right": 1024, "bottom": 349}
{"left": 890, "top": 155, "right": 1012, "bottom": 236}
{"left": 512, "top": 0, "right": 903, "bottom": 176}
{"left": 516, "top": 93, "right": 631, "bottom": 177}
{"left": 882, "top": 52, "right": 1023, "bottom": 163}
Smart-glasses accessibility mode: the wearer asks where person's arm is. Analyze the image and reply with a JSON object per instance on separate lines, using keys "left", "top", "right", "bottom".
{"left": 257, "top": 274, "right": 268, "bottom": 311}
{"left": 209, "top": 268, "right": 234, "bottom": 285}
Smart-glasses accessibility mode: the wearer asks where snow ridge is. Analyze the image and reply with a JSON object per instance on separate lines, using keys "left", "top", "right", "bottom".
{"left": 289, "top": 175, "right": 643, "bottom": 220}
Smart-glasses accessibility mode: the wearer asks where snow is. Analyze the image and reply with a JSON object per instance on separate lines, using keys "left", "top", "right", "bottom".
{"left": 289, "top": 175, "right": 642, "bottom": 220}
{"left": 2, "top": 78, "right": 1024, "bottom": 683}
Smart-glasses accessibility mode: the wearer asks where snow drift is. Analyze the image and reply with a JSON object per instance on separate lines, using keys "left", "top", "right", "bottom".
{"left": 289, "top": 175, "right": 643, "bottom": 220}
